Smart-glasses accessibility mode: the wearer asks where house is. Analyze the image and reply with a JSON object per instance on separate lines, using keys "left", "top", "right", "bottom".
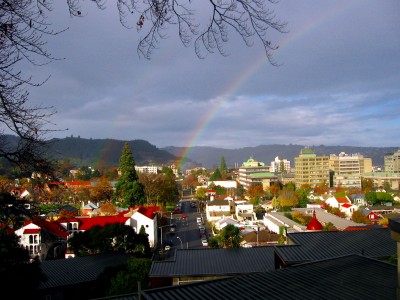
{"left": 339, "top": 202, "right": 358, "bottom": 217}
{"left": 350, "top": 193, "right": 366, "bottom": 206}
{"left": 81, "top": 201, "right": 99, "bottom": 216}
{"left": 14, "top": 218, "right": 69, "bottom": 261}
{"left": 240, "top": 230, "right": 280, "bottom": 247}
{"left": 234, "top": 201, "right": 254, "bottom": 222}
{"left": 214, "top": 216, "right": 240, "bottom": 231}
{"left": 129, "top": 206, "right": 159, "bottom": 247}
{"left": 360, "top": 208, "right": 381, "bottom": 222}
{"left": 206, "top": 199, "right": 232, "bottom": 221}
{"left": 325, "top": 195, "right": 351, "bottom": 208}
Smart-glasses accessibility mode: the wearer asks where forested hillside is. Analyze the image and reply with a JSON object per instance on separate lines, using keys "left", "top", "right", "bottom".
{"left": 2, "top": 135, "right": 397, "bottom": 170}
{"left": 46, "top": 137, "right": 179, "bottom": 168}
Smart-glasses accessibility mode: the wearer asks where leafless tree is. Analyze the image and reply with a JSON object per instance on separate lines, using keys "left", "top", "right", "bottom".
{"left": 0, "top": 0, "right": 286, "bottom": 175}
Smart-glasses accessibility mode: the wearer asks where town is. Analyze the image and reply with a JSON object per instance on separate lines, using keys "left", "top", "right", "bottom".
{"left": 1, "top": 143, "right": 400, "bottom": 299}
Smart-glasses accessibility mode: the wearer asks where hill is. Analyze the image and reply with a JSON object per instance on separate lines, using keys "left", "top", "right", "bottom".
{"left": 46, "top": 137, "right": 179, "bottom": 168}
{"left": 2, "top": 135, "right": 397, "bottom": 170}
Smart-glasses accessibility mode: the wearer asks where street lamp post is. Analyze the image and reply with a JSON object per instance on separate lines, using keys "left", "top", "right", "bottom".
{"left": 176, "top": 236, "right": 183, "bottom": 249}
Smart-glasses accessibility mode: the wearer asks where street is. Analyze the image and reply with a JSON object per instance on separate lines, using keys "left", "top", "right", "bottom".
{"left": 157, "top": 199, "right": 207, "bottom": 260}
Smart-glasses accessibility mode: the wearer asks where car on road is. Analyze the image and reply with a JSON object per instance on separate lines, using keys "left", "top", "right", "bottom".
{"left": 163, "top": 240, "right": 173, "bottom": 251}
{"left": 170, "top": 224, "right": 176, "bottom": 232}
{"left": 201, "top": 238, "right": 208, "bottom": 247}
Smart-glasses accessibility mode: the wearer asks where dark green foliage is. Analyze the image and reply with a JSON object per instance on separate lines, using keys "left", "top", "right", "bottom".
{"left": 68, "top": 223, "right": 152, "bottom": 257}
{"left": 209, "top": 168, "right": 222, "bottom": 181}
{"left": 0, "top": 192, "right": 37, "bottom": 229}
{"left": 365, "top": 191, "right": 394, "bottom": 205}
{"left": 220, "top": 156, "right": 228, "bottom": 173}
{"left": 115, "top": 143, "right": 145, "bottom": 207}
{"left": 106, "top": 258, "right": 152, "bottom": 296}
{"left": 0, "top": 228, "right": 45, "bottom": 298}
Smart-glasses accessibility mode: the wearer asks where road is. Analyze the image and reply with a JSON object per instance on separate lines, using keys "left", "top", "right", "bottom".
{"left": 157, "top": 199, "right": 207, "bottom": 260}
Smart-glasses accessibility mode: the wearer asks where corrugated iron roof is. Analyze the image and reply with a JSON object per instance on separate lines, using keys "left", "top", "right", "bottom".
{"left": 93, "top": 255, "right": 397, "bottom": 300}
{"left": 39, "top": 253, "right": 130, "bottom": 290}
{"left": 150, "top": 247, "right": 276, "bottom": 277}
{"left": 276, "top": 228, "right": 395, "bottom": 265}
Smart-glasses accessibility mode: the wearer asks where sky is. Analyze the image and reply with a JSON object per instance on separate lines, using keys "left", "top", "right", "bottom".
{"left": 26, "top": 0, "right": 400, "bottom": 150}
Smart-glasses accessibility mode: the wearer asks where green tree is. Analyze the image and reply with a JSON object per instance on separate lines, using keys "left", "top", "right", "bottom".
{"left": 114, "top": 143, "right": 145, "bottom": 207}
{"left": 106, "top": 258, "right": 152, "bottom": 296}
{"left": 209, "top": 168, "right": 222, "bottom": 181}
{"left": 68, "top": 223, "right": 139, "bottom": 255}
{"left": 220, "top": 156, "right": 228, "bottom": 173}
{"left": 212, "top": 224, "right": 242, "bottom": 248}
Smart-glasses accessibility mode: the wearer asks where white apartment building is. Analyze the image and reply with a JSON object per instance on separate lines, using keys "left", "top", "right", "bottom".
{"left": 135, "top": 165, "right": 160, "bottom": 174}
{"left": 270, "top": 156, "right": 291, "bottom": 173}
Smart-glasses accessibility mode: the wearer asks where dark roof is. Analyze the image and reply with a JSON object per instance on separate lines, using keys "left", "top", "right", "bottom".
{"left": 39, "top": 253, "right": 130, "bottom": 289}
{"left": 94, "top": 255, "right": 397, "bottom": 300}
{"left": 276, "top": 228, "right": 395, "bottom": 265}
{"left": 150, "top": 247, "right": 276, "bottom": 278}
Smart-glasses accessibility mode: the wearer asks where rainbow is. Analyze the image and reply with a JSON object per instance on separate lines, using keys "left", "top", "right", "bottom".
{"left": 176, "top": 2, "right": 351, "bottom": 170}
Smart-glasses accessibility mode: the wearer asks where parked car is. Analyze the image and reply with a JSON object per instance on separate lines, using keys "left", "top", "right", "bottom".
{"left": 163, "top": 240, "right": 173, "bottom": 251}
{"left": 197, "top": 217, "right": 203, "bottom": 225}
{"left": 201, "top": 238, "right": 208, "bottom": 247}
{"left": 170, "top": 224, "right": 176, "bottom": 232}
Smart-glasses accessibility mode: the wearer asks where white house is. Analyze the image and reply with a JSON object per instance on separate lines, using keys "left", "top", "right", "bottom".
{"left": 206, "top": 199, "right": 232, "bottom": 221}
{"left": 325, "top": 195, "right": 351, "bottom": 209}
{"left": 130, "top": 206, "right": 158, "bottom": 248}
{"left": 339, "top": 203, "right": 358, "bottom": 217}
{"left": 234, "top": 201, "right": 254, "bottom": 222}
{"left": 214, "top": 216, "right": 240, "bottom": 231}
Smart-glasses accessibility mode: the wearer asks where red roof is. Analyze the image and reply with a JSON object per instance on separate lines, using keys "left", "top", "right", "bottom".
{"left": 31, "top": 218, "right": 69, "bottom": 239}
{"left": 306, "top": 210, "right": 323, "bottom": 231}
{"left": 341, "top": 203, "right": 353, "bottom": 208}
{"left": 77, "top": 216, "right": 130, "bottom": 230}
{"left": 137, "top": 206, "right": 158, "bottom": 219}
{"left": 24, "top": 228, "right": 40, "bottom": 234}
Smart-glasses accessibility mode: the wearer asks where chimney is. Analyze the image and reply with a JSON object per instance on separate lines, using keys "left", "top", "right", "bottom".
{"left": 389, "top": 217, "right": 400, "bottom": 299}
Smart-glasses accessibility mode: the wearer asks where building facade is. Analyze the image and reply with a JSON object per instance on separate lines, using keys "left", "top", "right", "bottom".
{"left": 294, "top": 148, "right": 330, "bottom": 187}
{"left": 329, "top": 152, "right": 372, "bottom": 189}
{"left": 270, "top": 156, "right": 291, "bottom": 173}
{"left": 238, "top": 157, "right": 272, "bottom": 190}
{"left": 384, "top": 149, "right": 400, "bottom": 172}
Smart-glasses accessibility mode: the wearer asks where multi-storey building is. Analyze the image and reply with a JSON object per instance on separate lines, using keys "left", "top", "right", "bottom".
{"left": 135, "top": 165, "right": 160, "bottom": 174}
{"left": 270, "top": 156, "right": 291, "bottom": 173}
{"left": 384, "top": 149, "right": 400, "bottom": 172}
{"left": 329, "top": 152, "right": 372, "bottom": 189}
{"left": 238, "top": 157, "right": 273, "bottom": 190}
{"left": 294, "top": 148, "right": 330, "bottom": 187}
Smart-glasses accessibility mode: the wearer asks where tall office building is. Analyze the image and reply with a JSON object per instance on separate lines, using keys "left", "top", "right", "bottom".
{"left": 329, "top": 152, "right": 372, "bottom": 189}
{"left": 294, "top": 148, "right": 330, "bottom": 187}
{"left": 384, "top": 149, "right": 400, "bottom": 172}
